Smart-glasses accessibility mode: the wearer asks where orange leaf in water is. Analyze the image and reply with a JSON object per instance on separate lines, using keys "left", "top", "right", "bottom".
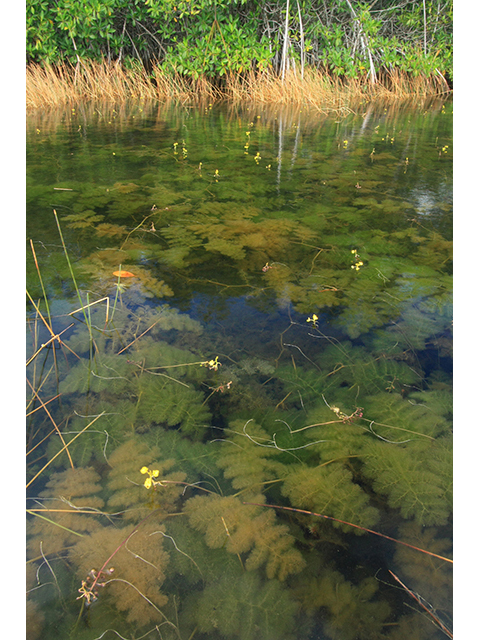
{"left": 112, "top": 270, "right": 136, "bottom": 278}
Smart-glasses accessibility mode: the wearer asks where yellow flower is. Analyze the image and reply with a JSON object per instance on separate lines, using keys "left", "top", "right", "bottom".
{"left": 208, "top": 356, "right": 221, "bottom": 370}
{"left": 140, "top": 466, "right": 160, "bottom": 489}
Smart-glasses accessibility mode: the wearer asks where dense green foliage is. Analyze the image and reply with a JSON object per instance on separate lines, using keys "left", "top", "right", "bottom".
{"left": 26, "top": 0, "right": 453, "bottom": 82}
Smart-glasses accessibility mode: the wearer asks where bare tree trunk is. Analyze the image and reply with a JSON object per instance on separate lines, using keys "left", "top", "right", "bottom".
{"left": 71, "top": 35, "right": 81, "bottom": 83}
{"left": 281, "top": 0, "right": 290, "bottom": 82}
{"left": 117, "top": 18, "right": 127, "bottom": 65}
{"left": 297, "top": 0, "right": 305, "bottom": 79}
{"left": 344, "top": 0, "right": 377, "bottom": 84}
{"left": 422, "top": 0, "right": 427, "bottom": 55}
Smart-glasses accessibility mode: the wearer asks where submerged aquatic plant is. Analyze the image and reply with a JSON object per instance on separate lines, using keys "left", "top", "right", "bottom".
{"left": 26, "top": 100, "right": 452, "bottom": 640}
{"left": 184, "top": 494, "right": 306, "bottom": 581}
{"left": 72, "top": 519, "right": 171, "bottom": 626}
{"left": 182, "top": 571, "right": 299, "bottom": 640}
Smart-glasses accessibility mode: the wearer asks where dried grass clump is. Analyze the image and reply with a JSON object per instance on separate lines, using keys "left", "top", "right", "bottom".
{"left": 26, "top": 60, "right": 156, "bottom": 109}
{"left": 26, "top": 60, "right": 451, "bottom": 112}
{"left": 26, "top": 60, "right": 222, "bottom": 110}
{"left": 223, "top": 67, "right": 451, "bottom": 113}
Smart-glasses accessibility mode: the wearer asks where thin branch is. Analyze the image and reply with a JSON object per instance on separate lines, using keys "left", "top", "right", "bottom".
{"left": 243, "top": 502, "right": 453, "bottom": 564}
{"left": 389, "top": 570, "right": 453, "bottom": 638}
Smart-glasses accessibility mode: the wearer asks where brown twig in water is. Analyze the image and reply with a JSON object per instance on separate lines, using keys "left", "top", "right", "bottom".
{"left": 117, "top": 319, "right": 161, "bottom": 355}
{"left": 243, "top": 502, "right": 453, "bottom": 564}
{"left": 388, "top": 570, "right": 453, "bottom": 638}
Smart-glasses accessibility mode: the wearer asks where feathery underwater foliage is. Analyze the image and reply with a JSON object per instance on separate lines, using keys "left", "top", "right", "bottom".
{"left": 26, "top": 100, "right": 452, "bottom": 639}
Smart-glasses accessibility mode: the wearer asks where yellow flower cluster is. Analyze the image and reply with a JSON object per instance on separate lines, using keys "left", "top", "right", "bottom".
{"left": 307, "top": 313, "right": 318, "bottom": 327}
{"left": 351, "top": 249, "right": 364, "bottom": 271}
{"left": 201, "top": 356, "right": 221, "bottom": 371}
{"left": 244, "top": 130, "right": 250, "bottom": 154}
{"left": 140, "top": 466, "right": 160, "bottom": 489}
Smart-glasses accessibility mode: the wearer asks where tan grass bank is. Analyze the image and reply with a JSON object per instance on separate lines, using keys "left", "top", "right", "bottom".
{"left": 26, "top": 60, "right": 451, "bottom": 112}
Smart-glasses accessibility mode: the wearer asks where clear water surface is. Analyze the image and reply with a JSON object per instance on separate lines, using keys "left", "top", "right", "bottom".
{"left": 26, "top": 98, "right": 453, "bottom": 640}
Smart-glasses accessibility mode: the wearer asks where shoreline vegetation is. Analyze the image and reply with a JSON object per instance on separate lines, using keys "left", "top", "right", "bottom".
{"left": 26, "top": 0, "right": 452, "bottom": 111}
{"left": 26, "top": 60, "right": 451, "bottom": 112}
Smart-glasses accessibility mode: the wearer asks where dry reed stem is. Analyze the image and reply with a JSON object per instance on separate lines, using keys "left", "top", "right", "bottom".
{"left": 26, "top": 61, "right": 451, "bottom": 111}
{"left": 26, "top": 377, "right": 75, "bottom": 470}
{"left": 26, "top": 412, "right": 105, "bottom": 489}
{"left": 26, "top": 395, "right": 60, "bottom": 419}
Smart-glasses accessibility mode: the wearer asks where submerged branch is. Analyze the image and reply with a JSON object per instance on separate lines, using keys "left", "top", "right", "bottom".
{"left": 243, "top": 502, "right": 453, "bottom": 564}
{"left": 389, "top": 570, "right": 453, "bottom": 638}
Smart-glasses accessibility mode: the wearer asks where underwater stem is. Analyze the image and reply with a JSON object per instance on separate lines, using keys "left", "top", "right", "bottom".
{"left": 389, "top": 570, "right": 453, "bottom": 638}
{"left": 88, "top": 508, "right": 163, "bottom": 595}
{"left": 26, "top": 509, "right": 84, "bottom": 537}
{"left": 243, "top": 502, "right": 453, "bottom": 564}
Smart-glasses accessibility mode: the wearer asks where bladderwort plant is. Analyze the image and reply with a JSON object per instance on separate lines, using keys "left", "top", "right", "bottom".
{"left": 72, "top": 509, "right": 175, "bottom": 635}
{"left": 350, "top": 248, "right": 364, "bottom": 271}
{"left": 70, "top": 466, "right": 223, "bottom": 636}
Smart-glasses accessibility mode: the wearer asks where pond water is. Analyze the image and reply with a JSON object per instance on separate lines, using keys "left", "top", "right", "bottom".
{"left": 26, "top": 98, "right": 453, "bottom": 640}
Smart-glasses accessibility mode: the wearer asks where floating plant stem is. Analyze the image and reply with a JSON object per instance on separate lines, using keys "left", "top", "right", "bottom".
{"left": 25, "top": 322, "right": 76, "bottom": 367}
{"left": 117, "top": 317, "right": 161, "bottom": 355}
{"left": 26, "top": 289, "right": 57, "bottom": 341}
{"left": 26, "top": 393, "right": 60, "bottom": 418}
{"left": 243, "top": 502, "right": 453, "bottom": 564}
{"left": 69, "top": 296, "right": 110, "bottom": 319}
{"left": 111, "top": 266, "right": 123, "bottom": 321}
